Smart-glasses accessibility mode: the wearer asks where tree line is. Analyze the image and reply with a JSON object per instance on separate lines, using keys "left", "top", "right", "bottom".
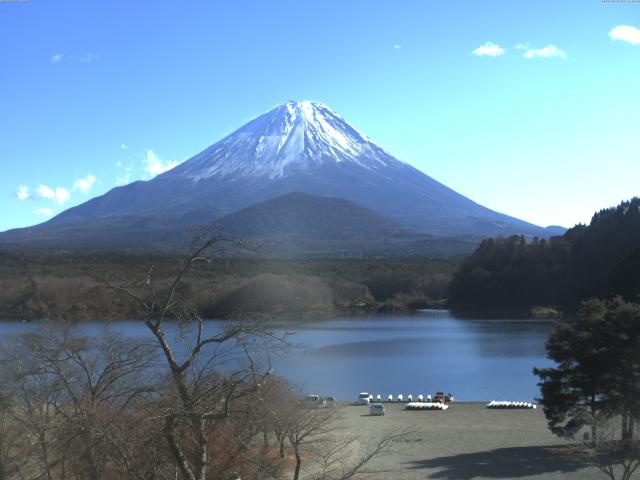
{"left": 0, "top": 251, "right": 457, "bottom": 322}
{"left": 449, "top": 197, "right": 640, "bottom": 311}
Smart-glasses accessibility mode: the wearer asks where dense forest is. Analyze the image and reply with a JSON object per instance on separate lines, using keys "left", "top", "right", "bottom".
{"left": 0, "top": 252, "right": 457, "bottom": 321}
{"left": 449, "top": 198, "right": 640, "bottom": 312}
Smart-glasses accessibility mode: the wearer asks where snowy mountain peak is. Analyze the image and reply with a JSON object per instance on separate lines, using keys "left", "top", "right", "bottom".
{"left": 7, "top": 102, "right": 555, "bottom": 243}
{"left": 169, "top": 101, "right": 403, "bottom": 180}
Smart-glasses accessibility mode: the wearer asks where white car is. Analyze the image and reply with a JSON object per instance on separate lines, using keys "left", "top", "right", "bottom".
{"left": 358, "top": 392, "right": 371, "bottom": 404}
{"left": 305, "top": 394, "right": 321, "bottom": 408}
{"left": 369, "top": 403, "right": 385, "bottom": 416}
{"left": 325, "top": 396, "right": 336, "bottom": 407}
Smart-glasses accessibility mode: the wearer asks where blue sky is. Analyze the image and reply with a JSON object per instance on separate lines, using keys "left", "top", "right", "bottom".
{"left": 1, "top": 0, "right": 639, "bottom": 231}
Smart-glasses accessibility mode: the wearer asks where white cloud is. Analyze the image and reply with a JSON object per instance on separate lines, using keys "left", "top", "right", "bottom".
{"left": 80, "top": 53, "right": 98, "bottom": 63}
{"left": 143, "top": 149, "right": 179, "bottom": 178}
{"left": 35, "top": 184, "right": 70, "bottom": 204}
{"left": 515, "top": 43, "right": 529, "bottom": 50}
{"left": 33, "top": 207, "right": 54, "bottom": 217}
{"left": 116, "top": 171, "right": 131, "bottom": 185}
{"left": 523, "top": 45, "right": 567, "bottom": 59}
{"left": 393, "top": 44, "right": 402, "bottom": 50}
{"left": 609, "top": 25, "right": 640, "bottom": 46}
{"left": 120, "top": 144, "right": 128, "bottom": 151}
{"left": 472, "top": 42, "right": 505, "bottom": 57}
{"left": 50, "top": 53, "right": 99, "bottom": 64}
{"left": 16, "top": 185, "right": 30, "bottom": 200}
{"left": 115, "top": 160, "right": 133, "bottom": 185}
{"left": 73, "top": 174, "right": 97, "bottom": 193}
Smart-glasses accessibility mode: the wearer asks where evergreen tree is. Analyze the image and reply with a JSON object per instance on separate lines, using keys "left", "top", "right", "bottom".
{"left": 450, "top": 197, "right": 640, "bottom": 311}
{"left": 534, "top": 298, "right": 640, "bottom": 442}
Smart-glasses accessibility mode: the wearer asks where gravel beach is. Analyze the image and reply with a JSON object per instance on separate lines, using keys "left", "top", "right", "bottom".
{"left": 309, "top": 402, "right": 604, "bottom": 480}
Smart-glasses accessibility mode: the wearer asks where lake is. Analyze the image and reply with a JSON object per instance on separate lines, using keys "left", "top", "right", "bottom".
{"left": 0, "top": 309, "right": 556, "bottom": 402}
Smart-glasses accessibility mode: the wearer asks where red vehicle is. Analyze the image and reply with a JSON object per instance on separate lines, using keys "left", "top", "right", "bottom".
{"left": 433, "top": 392, "right": 454, "bottom": 404}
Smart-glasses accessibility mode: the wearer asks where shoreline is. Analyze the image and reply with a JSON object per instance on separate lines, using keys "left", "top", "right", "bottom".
{"left": 0, "top": 304, "right": 567, "bottom": 323}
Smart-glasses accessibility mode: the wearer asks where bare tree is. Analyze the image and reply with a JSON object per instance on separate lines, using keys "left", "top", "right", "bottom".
{"left": 202, "top": 391, "right": 285, "bottom": 480}
{"left": 0, "top": 390, "right": 27, "bottom": 480}
{"left": 309, "top": 429, "right": 413, "bottom": 480}
{"left": 1, "top": 335, "right": 63, "bottom": 480}
{"left": 106, "top": 237, "right": 288, "bottom": 480}
{"left": 286, "top": 404, "right": 341, "bottom": 480}
{"left": 0, "top": 326, "right": 159, "bottom": 480}
{"left": 580, "top": 414, "right": 640, "bottom": 480}
{"left": 284, "top": 399, "right": 414, "bottom": 480}
{"left": 255, "top": 377, "right": 299, "bottom": 460}
{"left": 103, "top": 404, "right": 175, "bottom": 480}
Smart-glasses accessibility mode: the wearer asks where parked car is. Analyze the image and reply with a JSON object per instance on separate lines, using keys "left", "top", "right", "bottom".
{"left": 325, "top": 396, "right": 336, "bottom": 407}
{"left": 369, "top": 403, "right": 385, "bottom": 416}
{"left": 358, "top": 392, "right": 371, "bottom": 404}
{"left": 305, "top": 394, "right": 321, "bottom": 408}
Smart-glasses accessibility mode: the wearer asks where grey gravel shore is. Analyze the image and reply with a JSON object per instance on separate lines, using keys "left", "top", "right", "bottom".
{"left": 310, "top": 402, "right": 604, "bottom": 480}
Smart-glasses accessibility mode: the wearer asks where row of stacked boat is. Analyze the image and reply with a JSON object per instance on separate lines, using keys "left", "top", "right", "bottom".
{"left": 486, "top": 401, "right": 537, "bottom": 409}
{"left": 359, "top": 392, "right": 454, "bottom": 404}
{"left": 405, "top": 402, "right": 449, "bottom": 411}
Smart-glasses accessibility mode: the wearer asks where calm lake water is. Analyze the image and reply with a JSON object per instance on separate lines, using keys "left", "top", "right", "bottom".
{"left": 0, "top": 309, "right": 556, "bottom": 402}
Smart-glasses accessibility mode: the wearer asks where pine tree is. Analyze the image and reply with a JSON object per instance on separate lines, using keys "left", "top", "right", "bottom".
{"left": 534, "top": 298, "right": 640, "bottom": 442}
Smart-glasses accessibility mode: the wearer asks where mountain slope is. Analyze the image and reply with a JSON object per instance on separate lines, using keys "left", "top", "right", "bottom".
{"left": 209, "top": 192, "right": 479, "bottom": 258}
{"left": 214, "top": 192, "right": 408, "bottom": 240}
{"left": 0, "top": 101, "right": 560, "bottom": 251}
{"left": 0, "top": 193, "right": 478, "bottom": 257}
{"left": 210, "top": 192, "right": 420, "bottom": 257}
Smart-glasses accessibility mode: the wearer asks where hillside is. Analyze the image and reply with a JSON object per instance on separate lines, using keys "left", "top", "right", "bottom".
{"left": 448, "top": 197, "right": 640, "bottom": 312}
{"left": 215, "top": 192, "right": 407, "bottom": 239}
{"left": 211, "top": 192, "right": 462, "bottom": 257}
{"left": 0, "top": 193, "right": 480, "bottom": 258}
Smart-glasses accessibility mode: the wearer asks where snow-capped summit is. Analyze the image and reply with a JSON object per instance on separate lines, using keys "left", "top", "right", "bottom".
{"left": 170, "top": 101, "right": 403, "bottom": 180}
{"left": 3, "top": 100, "right": 557, "bottom": 246}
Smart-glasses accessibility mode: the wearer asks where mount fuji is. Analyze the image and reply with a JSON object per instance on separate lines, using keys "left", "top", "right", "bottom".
{"left": 0, "top": 101, "right": 562, "bottom": 253}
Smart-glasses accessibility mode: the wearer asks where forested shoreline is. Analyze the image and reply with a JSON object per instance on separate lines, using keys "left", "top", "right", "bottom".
{"left": 0, "top": 253, "right": 456, "bottom": 321}
{"left": 449, "top": 198, "right": 640, "bottom": 314}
